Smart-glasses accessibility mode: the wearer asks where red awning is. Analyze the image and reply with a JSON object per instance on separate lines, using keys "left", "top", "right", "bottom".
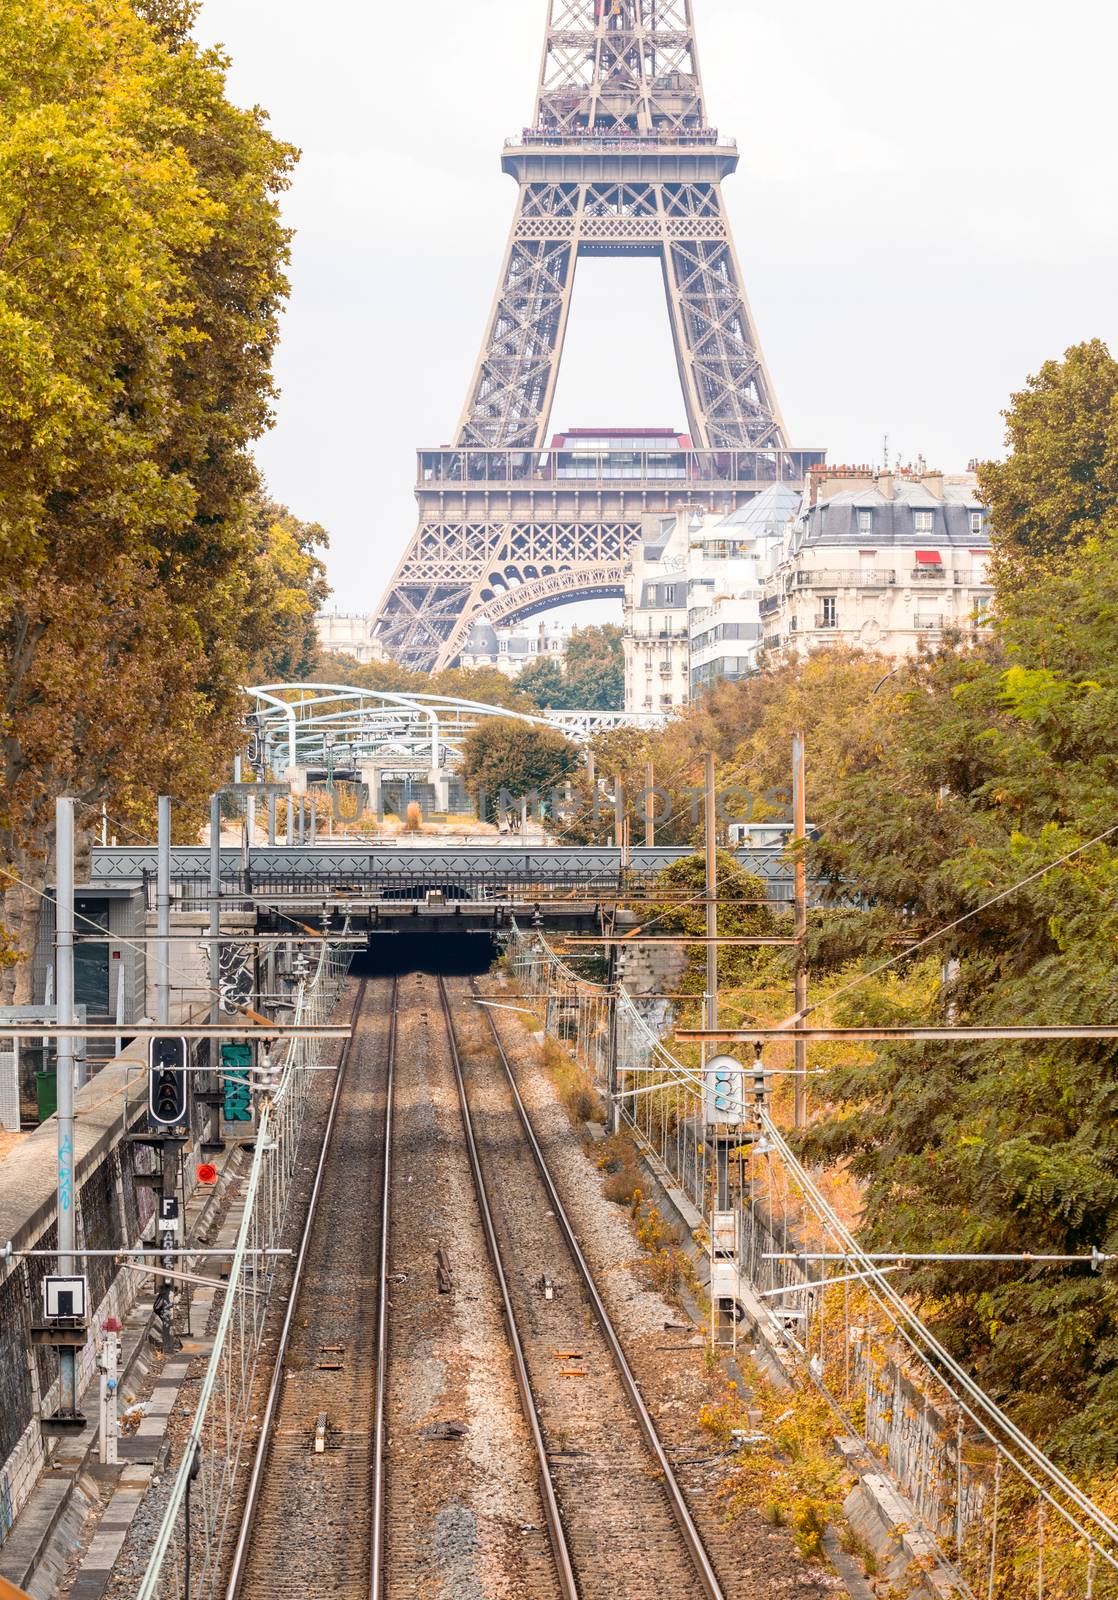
{"left": 915, "top": 550, "right": 942, "bottom": 565}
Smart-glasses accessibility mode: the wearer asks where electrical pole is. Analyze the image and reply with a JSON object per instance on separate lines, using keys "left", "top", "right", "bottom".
{"left": 792, "top": 732, "right": 808, "bottom": 1130}
{"left": 645, "top": 761, "right": 655, "bottom": 848}
{"left": 704, "top": 753, "right": 730, "bottom": 1210}
{"left": 55, "top": 796, "right": 81, "bottom": 1420}
{"left": 704, "top": 752, "right": 718, "bottom": 1059}
{"left": 157, "top": 797, "right": 171, "bottom": 1029}
{"left": 156, "top": 797, "right": 179, "bottom": 1354}
{"left": 207, "top": 793, "right": 223, "bottom": 1151}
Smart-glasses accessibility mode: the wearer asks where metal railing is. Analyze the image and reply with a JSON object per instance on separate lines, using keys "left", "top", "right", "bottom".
{"left": 135, "top": 942, "right": 351, "bottom": 1600}
{"left": 510, "top": 129, "right": 733, "bottom": 149}
{"left": 507, "top": 924, "right": 1118, "bottom": 1597}
{"left": 417, "top": 446, "right": 826, "bottom": 490}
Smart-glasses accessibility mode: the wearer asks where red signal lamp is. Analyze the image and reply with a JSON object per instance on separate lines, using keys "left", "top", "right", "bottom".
{"left": 196, "top": 1163, "right": 218, "bottom": 1186}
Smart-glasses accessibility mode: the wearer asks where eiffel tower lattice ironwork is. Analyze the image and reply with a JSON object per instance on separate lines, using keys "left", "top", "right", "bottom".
{"left": 372, "top": 0, "right": 824, "bottom": 672}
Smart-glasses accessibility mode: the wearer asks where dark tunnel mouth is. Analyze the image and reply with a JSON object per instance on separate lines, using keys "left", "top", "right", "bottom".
{"left": 353, "top": 932, "right": 500, "bottom": 977}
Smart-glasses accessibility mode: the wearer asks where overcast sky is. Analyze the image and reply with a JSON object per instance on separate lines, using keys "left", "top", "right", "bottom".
{"left": 195, "top": 0, "right": 1118, "bottom": 614}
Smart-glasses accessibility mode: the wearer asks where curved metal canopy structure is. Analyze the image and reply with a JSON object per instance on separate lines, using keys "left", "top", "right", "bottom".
{"left": 246, "top": 684, "right": 662, "bottom": 776}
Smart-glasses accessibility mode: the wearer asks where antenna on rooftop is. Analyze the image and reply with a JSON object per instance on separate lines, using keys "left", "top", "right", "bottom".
{"left": 882, "top": 433, "right": 890, "bottom": 472}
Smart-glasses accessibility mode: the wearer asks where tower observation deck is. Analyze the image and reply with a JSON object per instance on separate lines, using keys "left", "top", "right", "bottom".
{"left": 372, "top": 0, "right": 825, "bottom": 671}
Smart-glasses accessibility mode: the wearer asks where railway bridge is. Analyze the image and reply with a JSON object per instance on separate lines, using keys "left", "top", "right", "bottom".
{"left": 86, "top": 841, "right": 797, "bottom": 966}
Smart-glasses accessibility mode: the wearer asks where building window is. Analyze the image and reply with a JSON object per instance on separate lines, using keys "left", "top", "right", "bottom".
{"left": 664, "top": 586, "right": 677, "bottom": 606}
{"left": 970, "top": 510, "right": 985, "bottom": 536}
{"left": 914, "top": 510, "right": 935, "bottom": 535}
{"left": 821, "top": 595, "right": 837, "bottom": 628}
{"left": 858, "top": 510, "right": 873, "bottom": 535}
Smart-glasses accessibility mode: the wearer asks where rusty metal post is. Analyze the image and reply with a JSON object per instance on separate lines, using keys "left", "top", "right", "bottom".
{"left": 645, "top": 761, "right": 655, "bottom": 848}
{"left": 793, "top": 732, "right": 808, "bottom": 1129}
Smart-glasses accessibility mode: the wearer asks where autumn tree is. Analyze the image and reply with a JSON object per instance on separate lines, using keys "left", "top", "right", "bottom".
{"left": 0, "top": 0, "right": 299, "bottom": 995}
{"left": 242, "top": 500, "right": 330, "bottom": 684}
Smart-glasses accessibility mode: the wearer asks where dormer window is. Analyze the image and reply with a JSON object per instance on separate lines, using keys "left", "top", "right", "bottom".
{"left": 914, "top": 510, "right": 935, "bottom": 535}
{"left": 858, "top": 510, "right": 873, "bottom": 535}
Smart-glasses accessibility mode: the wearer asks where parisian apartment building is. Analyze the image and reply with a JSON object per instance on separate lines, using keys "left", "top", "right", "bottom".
{"left": 760, "top": 466, "right": 993, "bottom": 660}
{"left": 621, "top": 469, "right": 994, "bottom": 713}
{"left": 316, "top": 611, "right": 390, "bottom": 666}
{"left": 622, "top": 486, "right": 798, "bottom": 713}
{"left": 457, "top": 619, "right": 571, "bottom": 680}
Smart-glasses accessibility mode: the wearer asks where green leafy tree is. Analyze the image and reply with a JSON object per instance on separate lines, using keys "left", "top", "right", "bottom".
{"left": 515, "top": 625, "right": 624, "bottom": 710}
{"left": 517, "top": 656, "right": 569, "bottom": 709}
{"left": 980, "top": 340, "right": 1118, "bottom": 584}
{"left": 459, "top": 718, "right": 579, "bottom": 807}
{"left": 564, "top": 624, "right": 624, "bottom": 709}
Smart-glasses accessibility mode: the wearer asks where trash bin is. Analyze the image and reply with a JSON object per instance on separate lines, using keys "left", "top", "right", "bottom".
{"left": 36, "top": 1069, "right": 57, "bottom": 1122}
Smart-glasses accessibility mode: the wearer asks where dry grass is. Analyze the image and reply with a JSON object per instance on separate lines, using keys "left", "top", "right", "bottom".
{"left": 542, "top": 1037, "right": 607, "bottom": 1127}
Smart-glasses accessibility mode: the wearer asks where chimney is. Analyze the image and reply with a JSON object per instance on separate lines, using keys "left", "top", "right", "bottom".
{"left": 876, "top": 470, "right": 895, "bottom": 500}
{"left": 921, "top": 471, "right": 945, "bottom": 500}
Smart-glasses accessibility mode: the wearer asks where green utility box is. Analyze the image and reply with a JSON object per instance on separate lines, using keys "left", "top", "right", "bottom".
{"left": 36, "top": 1070, "right": 57, "bottom": 1122}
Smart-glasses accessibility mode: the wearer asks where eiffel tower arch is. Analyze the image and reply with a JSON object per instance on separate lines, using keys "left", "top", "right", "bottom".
{"left": 373, "top": 0, "right": 823, "bottom": 672}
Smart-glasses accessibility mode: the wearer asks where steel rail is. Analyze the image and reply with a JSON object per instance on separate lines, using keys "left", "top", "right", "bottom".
{"left": 224, "top": 976, "right": 373, "bottom": 1600}
{"left": 437, "top": 977, "right": 579, "bottom": 1600}
{"left": 369, "top": 979, "right": 398, "bottom": 1600}
{"left": 454, "top": 978, "right": 725, "bottom": 1600}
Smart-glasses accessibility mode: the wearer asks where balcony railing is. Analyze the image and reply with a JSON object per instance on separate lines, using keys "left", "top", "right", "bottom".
{"left": 914, "top": 615, "right": 945, "bottom": 630}
{"left": 911, "top": 567, "right": 946, "bottom": 581}
{"left": 795, "top": 568, "right": 896, "bottom": 588}
{"left": 418, "top": 447, "right": 826, "bottom": 491}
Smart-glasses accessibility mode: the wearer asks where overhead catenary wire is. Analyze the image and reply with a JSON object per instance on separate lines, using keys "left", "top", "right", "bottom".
{"left": 793, "top": 820, "right": 1118, "bottom": 1024}
{"left": 757, "top": 1108, "right": 1118, "bottom": 1562}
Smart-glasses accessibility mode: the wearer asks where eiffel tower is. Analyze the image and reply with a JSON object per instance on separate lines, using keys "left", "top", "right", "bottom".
{"left": 372, "top": 0, "right": 823, "bottom": 672}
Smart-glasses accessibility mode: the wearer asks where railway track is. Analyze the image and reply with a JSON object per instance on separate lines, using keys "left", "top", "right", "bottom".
{"left": 226, "top": 975, "right": 394, "bottom": 1599}
{"left": 439, "top": 976, "right": 725, "bottom": 1600}
{"left": 225, "top": 971, "right": 726, "bottom": 1600}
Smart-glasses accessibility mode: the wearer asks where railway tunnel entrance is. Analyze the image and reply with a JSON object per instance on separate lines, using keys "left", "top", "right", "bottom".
{"left": 357, "top": 930, "right": 499, "bottom": 977}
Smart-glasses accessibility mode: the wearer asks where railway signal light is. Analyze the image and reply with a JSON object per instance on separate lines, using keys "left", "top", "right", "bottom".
{"left": 704, "top": 1055, "right": 745, "bottom": 1128}
{"left": 148, "top": 1036, "right": 188, "bottom": 1131}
